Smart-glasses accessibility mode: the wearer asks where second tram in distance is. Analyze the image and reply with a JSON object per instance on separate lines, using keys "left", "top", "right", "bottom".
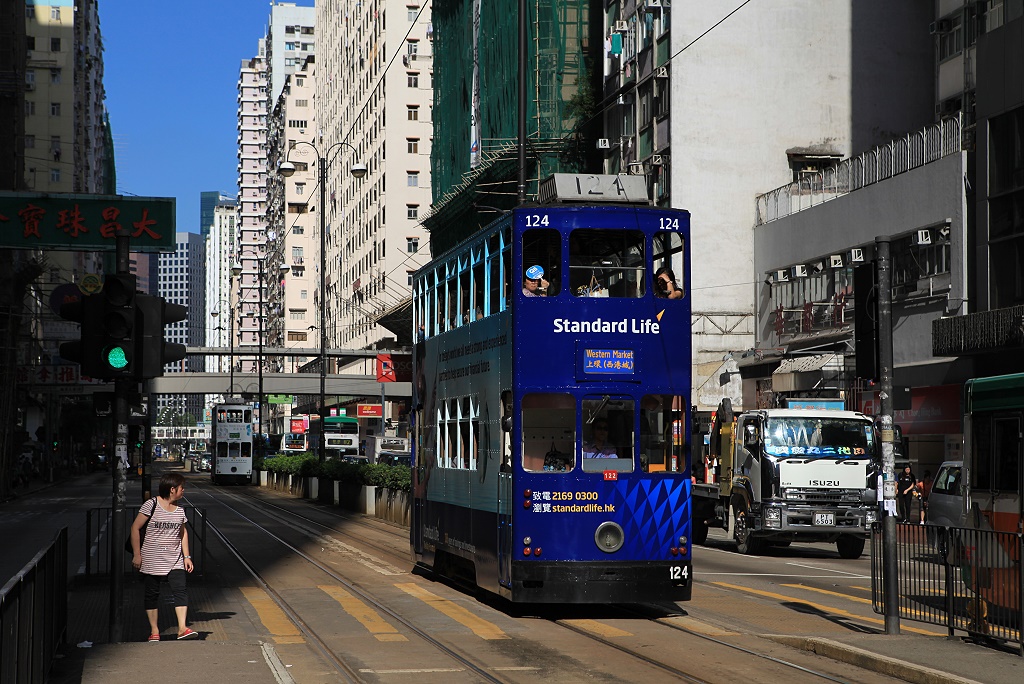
{"left": 411, "top": 179, "right": 693, "bottom": 603}
{"left": 211, "top": 400, "right": 254, "bottom": 485}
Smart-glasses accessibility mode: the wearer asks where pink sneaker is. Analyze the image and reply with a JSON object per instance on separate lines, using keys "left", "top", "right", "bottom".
{"left": 177, "top": 628, "right": 198, "bottom": 640}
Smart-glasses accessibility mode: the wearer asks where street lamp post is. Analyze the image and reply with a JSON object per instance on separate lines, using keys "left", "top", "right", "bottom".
{"left": 279, "top": 144, "right": 366, "bottom": 468}
{"left": 232, "top": 257, "right": 289, "bottom": 460}
{"left": 210, "top": 302, "right": 235, "bottom": 397}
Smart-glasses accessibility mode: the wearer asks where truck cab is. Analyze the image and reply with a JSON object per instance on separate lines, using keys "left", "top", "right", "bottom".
{"left": 695, "top": 402, "right": 880, "bottom": 559}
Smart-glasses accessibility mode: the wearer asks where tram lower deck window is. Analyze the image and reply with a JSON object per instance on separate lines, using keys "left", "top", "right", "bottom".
{"left": 521, "top": 393, "right": 575, "bottom": 472}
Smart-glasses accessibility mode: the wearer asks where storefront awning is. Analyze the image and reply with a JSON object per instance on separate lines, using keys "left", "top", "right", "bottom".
{"left": 772, "top": 353, "right": 838, "bottom": 392}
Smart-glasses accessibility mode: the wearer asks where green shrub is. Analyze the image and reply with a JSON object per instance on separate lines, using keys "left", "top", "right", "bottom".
{"left": 263, "top": 454, "right": 411, "bottom": 492}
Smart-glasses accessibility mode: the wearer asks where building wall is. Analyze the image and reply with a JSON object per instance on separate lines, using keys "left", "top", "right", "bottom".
{"left": 157, "top": 232, "right": 206, "bottom": 417}
{"left": 669, "top": 2, "right": 934, "bottom": 410}
{"left": 266, "top": 2, "right": 315, "bottom": 104}
{"left": 316, "top": 0, "right": 433, "bottom": 353}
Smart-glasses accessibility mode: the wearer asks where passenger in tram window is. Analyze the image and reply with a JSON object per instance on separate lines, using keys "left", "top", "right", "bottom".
{"left": 654, "top": 267, "right": 683, "bottom": 299}
{"left": 583, "top": 420, "right": 618, "bottom": 458}
{"left": 522, "top": 265, "right": 549, "bottom": 297}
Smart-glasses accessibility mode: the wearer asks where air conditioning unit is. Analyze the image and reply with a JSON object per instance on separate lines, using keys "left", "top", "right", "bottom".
{"left": 774, "top": 270, "right": 790, "bottom": 283}
{"left": 596, "top": 138, "right": 611, "bottom": 149}
{"left": 849, "top": 248, "right": 865, "bottom": 263}
{"left": 829, "top": 254, "right": 844, "bottom": 269}
{"left": 614, "top": 20, "right": 629, "bottom": 33}
{"left": 650, "top": 154, "right": 664, "bottom": 166}
{"left": 929, "top": 18, "right": 951, "bottom": 34}
{"left": 655, "top": 66, "right": 669, "bottom": 79}
{"left": 913, "top": 229, "right": 932, "bottom": 245}
{"left": 627, "top": 162, "right": 645, "bottom": 176}
{"left": 791, "top": 265, "right": 808, "bottom": 278}
{"left": 646, "top": 0, "right": 663, "bottom": 9}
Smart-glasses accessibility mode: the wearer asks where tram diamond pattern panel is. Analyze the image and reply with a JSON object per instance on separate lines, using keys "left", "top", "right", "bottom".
{"left": 615, "top": 479, "right": 691, "bottom": 558}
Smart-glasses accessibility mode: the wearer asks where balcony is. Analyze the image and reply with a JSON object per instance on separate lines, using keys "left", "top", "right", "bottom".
{"left": 932, "top": 304, "right": 1024, "bottom": 356}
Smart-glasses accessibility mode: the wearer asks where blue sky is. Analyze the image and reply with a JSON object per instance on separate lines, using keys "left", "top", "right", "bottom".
{"left": 102, "top": 1, "right": 312, "bottom": 233}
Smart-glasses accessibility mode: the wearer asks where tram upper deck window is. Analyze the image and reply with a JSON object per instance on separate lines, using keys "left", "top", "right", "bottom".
{"left": 653, "top": 233, "right": 685, "bottom": 300}
{"left": 521, "top": 393, "right": 575, "bottom": 472}
{"left": 522, "top": 229, "right": 561, "bottom": 296}
{"left": 569, "top": 229, "right": 645, "bottom": 298}
{"left": 581, "top": 396, "right": 635, "bottom": 473}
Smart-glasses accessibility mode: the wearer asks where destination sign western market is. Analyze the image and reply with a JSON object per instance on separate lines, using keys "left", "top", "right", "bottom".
{"left": 0, "top": 192, "right": 175, "bottom": 251}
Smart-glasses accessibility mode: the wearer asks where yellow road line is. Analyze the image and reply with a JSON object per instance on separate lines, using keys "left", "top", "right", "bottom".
{"left": 712, "top": 582, "right": 946, "bottom": 637}
{"left": 396, "top": 583, "right": 509, "bottom": 640}
{"left": 319, "top": 585, "right": 408, "bottom": 642}
{"left": 561, "top": 619, "right": 632, "bottom": 638}
{"left": 781, "top": 584, "right": 872, "bottom": 605}
{"left": 239, "top": 586, "right": 305, "bottom": 644}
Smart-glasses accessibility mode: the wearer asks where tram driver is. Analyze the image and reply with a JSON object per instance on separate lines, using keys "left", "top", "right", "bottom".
{"left": 583, "top": 420, "right": 618, "bottom": 458}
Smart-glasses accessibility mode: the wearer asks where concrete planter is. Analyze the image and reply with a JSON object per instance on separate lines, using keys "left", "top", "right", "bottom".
{"left": 374, "top": 488, "right": 411, "bottom": 526}
{"left": 337, "top": 482, "right": 376, "bottom": 515}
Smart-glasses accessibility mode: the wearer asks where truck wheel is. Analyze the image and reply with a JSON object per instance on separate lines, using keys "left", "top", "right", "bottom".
{"left": 836, "top": 536, "right": 865, "bottom": 559}
{"left": 732, "top": 503, "right": 763, "bottom": 555}
{"left": 692, "top": 517, "right": 709, "bottom": 545}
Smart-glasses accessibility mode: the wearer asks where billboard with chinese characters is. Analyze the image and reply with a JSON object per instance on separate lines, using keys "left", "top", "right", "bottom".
{"left": 0, "top": 192, "right": 175, "bottom": 251}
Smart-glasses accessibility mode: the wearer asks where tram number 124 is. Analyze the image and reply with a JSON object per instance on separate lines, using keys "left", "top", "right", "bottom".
{"left": 669, "top": 566, "right": 689, "bottom": 582}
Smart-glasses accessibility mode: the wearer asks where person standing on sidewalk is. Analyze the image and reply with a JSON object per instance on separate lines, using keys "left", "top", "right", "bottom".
{"left": 918, "top": 470, "right": 933, "bottom": 524}
{"left": 129, "top": 472, "right": 197, "bottom": 641}
{"left": 896, "top": 465, "right": 917, "bottom": 523}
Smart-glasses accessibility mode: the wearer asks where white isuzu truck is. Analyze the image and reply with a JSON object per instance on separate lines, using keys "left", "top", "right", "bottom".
{"left": 692, "top": 400, "right": 879, "bottom": 559}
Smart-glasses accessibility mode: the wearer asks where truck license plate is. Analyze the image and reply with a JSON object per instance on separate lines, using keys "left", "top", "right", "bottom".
{"left": 814, "top": 513, "right": 835, "bottom": 526}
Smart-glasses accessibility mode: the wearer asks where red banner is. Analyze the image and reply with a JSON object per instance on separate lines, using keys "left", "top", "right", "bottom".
{"left": 357, "top": 404, "right": 383, "bottom": 418}
{"left": 858, "top": 384, "right": 962, "bottom": 436}
{"left": 376, "top": 353, "right": 412, "bottom": 382}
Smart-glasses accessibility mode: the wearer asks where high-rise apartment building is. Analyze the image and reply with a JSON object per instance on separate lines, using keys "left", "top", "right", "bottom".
{"left": 205, "top": 203, "right": 239, "bottom": 408}
{"left": 316, "top": 0, "right": 432, "bottom": 352}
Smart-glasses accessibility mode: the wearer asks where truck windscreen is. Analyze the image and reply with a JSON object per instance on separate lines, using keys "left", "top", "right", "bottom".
{"left": 763, "top": 418, "right": 874, "bottom": 458}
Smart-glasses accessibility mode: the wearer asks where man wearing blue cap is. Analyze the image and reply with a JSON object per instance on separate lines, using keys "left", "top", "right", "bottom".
{"left": 522, "top": 264, "right": 548, "bottom": 297}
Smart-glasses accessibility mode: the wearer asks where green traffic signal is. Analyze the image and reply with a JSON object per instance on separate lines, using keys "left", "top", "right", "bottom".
{"left": 106, "top": 345, "right": 129, "bottom": 370}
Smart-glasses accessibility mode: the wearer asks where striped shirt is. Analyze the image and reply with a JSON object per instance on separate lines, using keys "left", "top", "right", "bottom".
{"left": 139, "top": 497, "right": 188, "bottom": 576}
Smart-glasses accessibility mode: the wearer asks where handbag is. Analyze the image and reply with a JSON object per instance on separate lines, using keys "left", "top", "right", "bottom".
{"left": 544, "top": 442, "right": 571, "bottom": 472}
{"left": 125, "top": 498, "right": 156, "bottom": 553}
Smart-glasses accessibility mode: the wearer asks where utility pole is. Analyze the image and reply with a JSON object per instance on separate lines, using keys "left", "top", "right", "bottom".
{"left": 876, "top": 235, "right": 900, "bottom": 634}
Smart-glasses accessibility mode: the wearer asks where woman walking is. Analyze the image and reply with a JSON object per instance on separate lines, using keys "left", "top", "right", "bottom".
{"left": 129, "top": 472, "right": 197, "bottom": 641}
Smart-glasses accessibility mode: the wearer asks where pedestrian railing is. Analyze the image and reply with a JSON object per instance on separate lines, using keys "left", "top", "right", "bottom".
{"left": 85, "top": 505, "right": 206, "bottom": 576}
{"left": 871, "top": 522, "right": 1023, "bottom": 654}
{"left": 0, "top": 527, "right": 67, "bottom": 684}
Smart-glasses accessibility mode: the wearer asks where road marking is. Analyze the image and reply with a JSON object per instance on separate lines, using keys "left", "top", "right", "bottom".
{"left": 712, "top": 581, "right": 947, "bottom": 636}
{"left": 781, "top": 583, "right": 872, "bottom": 605}
{"left": 239, "top": 586, "right": 305, "bottom": 644}
{"left": 359, "top": 669, "right": 465, "bottom": 674}
{"left": 561, "top": 619, "right": 632, "bottom": 638}
{"left": 318, "top": 585, "right": 408, "bottom": 642}
{"left": 700, "top": 572, "right": 862, "bottom": 578}
{"left": 785, "top": 562, "right": 869, "bottom": 578}
{"left": 396, "top": 583, "right": 509, "bottom": 640}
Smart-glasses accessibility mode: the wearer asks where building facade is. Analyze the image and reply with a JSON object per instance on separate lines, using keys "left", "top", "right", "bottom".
{"left": 156, "top": 232, "right": 206, "bottom": 419}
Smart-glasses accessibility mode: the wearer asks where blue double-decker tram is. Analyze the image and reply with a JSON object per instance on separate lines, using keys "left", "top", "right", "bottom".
{"left": 411, "top": 175, "right": 693, "bottom": 603}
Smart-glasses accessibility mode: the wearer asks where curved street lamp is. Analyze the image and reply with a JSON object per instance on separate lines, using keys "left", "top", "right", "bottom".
{"left": 209, "top": 301, "right": 235, "bottom": 397}
{"left": 279, "top": 141, "right": 365, "bottom": 469}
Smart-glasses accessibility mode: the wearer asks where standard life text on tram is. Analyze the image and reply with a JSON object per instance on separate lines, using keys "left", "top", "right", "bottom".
{"left": 411, "top": 175, "right": 693, "bottom": 603}
{"left": 211, "top": 400, "right": 254, "bottom": 485}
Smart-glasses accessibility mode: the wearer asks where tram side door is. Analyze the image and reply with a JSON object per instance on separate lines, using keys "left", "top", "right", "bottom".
{"left": 497, "top": 392, "right": 513, "bottom": 588}
{"left": 411, "top": 411, "right": 424, "bottom": 555}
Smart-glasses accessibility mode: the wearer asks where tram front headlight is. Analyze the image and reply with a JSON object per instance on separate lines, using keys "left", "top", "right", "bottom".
{"left": 594, "top": 521, "right": 625, "bottom": 553}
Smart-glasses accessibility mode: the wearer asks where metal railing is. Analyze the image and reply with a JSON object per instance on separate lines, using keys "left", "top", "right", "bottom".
{"left": 756, "top": 114, "right": 962, "bottom": 225}
{"left": 85, "top": 505, "right": 207, "bottom": 576}
{"left": 0, "top": 527, "right": 68, "bottom": 684}
{"left": 871, "top": 522, "right": 1023, "bottom": 654}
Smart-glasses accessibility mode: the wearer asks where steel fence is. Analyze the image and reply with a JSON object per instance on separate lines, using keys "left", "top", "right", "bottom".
{"left": 756, "top": 115, "right": 963, "bottom": 225}
{"left": 85, "top": 505, "right": 207, "bottom": 576}
{"left": 0, "top": 527, "right": 67, "bottom": 684}
{"left": 871, "top": 522, "right": 1023, "bottom": 654}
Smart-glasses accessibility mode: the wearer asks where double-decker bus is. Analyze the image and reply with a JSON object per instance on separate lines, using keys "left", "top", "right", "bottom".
{"left": 211, "top": 400, "right": 254, "bottom": 485}
{"left": 958, "top": 373, "right": 1022, "bottom": 622}
{"left": 411, "top": 179, "right": 692, "bottom": 603}
{"left": 324, "top": 415, "right": 361, "bottom": 460}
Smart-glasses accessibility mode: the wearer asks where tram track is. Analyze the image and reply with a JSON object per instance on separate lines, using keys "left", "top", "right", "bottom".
{"left": 183, "top": 478, "right": 893, "bottom": 683}
{"left": 182, "top": 481, "right": 506, "bottom": 684}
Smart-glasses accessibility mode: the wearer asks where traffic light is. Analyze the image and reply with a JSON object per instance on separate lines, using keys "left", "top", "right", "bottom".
{"left": 59, "top": 293, "right": 104, "bottom": 378}
{"left": 97, "top": 274, "right": 138, "bottom": 378}
{"left": 135, "top": 294, "right": 187, "bottom": 379}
